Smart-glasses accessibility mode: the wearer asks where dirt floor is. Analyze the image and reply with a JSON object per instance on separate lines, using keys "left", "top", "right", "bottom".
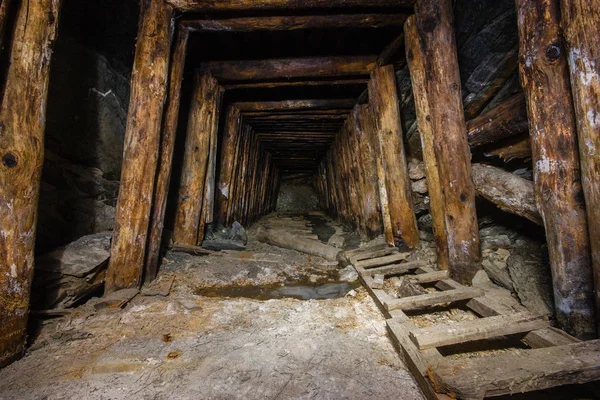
{"left": 0, "top": 215, "right": 425, "bottom": 400}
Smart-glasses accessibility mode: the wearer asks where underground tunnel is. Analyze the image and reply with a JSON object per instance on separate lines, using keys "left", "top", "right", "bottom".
{"left": 0, "top": 0, "right": 599, "bottom": 399}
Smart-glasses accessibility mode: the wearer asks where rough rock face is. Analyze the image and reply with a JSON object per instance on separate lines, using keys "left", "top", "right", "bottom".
{"left": 36, "top": 0, "right": 138, "bottom": 252}
{"left": 276, "top": 182, "right": 319, "bottom": 212}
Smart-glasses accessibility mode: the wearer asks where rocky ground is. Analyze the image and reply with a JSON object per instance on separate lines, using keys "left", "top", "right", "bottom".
{"left": 0, "top": 215, "right": 424, "bottom": 400}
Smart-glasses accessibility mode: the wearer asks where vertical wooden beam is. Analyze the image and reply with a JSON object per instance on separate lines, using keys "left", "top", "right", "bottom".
{"left": 355, "top": 105, "right": 383, "bottom": 239}
{"left": 145, "top": 28, "right": 189, "bottom": 282}
{"left": 172, "top": 72, "right": 220, "bottom": 246}
{"left": 405, "top": 15, "right": 450, "bottom": 271}
{"left": 369, "top": 65, "right": 419, "bottom": 248}
{"left": 198, "top": 85, "right": 224, "bottom": 244}
{"left": 106, "top": 0, "right": 174, "bottom": 292}
{"left": 0, "top": 0, "right": 61, "bottom": 367}
{"left": 412, "top": 0, "right": 481, "bottom": 283}
{"left": 561, "top": 0, "right": 600, "bottom": 334}
{"left": 516, "top": 0, "right": 596, "bottom": 339}
{"left": 216, "top": 107, "right": 242, "bottom": 225}
{"left": 365, "top": 103, "right": 395, "bottom": 245}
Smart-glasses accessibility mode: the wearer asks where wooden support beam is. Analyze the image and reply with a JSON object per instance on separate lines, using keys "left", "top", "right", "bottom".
{"left": 145, "top": 29, "right": 189, "bottom": 282}
{"left": 0, "top": 0, "right": 61, "bottom": 367}
{"left": 369, "top": 65, "right": 419, "bottom": 248}
{"left": 182, "top": 14, "right": 406, "bottom": 32}
{"left": 235, "top": 99, "right": 356, "bottom": 112}
{"left": 167, "top": 0, "right": 415, "bottom": 12}
{"left": 429, "top": 340, "right": 600, "bottom": 399}
{"left": 466, "top": 93, "right": 529, "bottom": 148}
{"left": 407, "top": 2, "right": 481, "bottom": 284}
{"left": 362, "top": 261, "right": 426, "bottom": 277}
{"left": 201, "top": 56, "right": 377, "bottom": 82}
{"left": 405, "top": 16, "right": 450, "bottom": 272}
{"left": 409, "top": 312, "right": 549, "bottom": 350}
{"left": 516, "top": 0, "right": 596, "bottom": 339}
{"left": 384, "top": 287, "right": 485, "bottom": 311}
{"left": 256, "top": 226, "right": 345, "bottom": 262}
{"left": 224, "top": 79, "right": 367, "bottom": 90}
{"left": 105, "top": 0, "right": 174, "bottom": 293}
{"left": 356, "top": 253, "right": 410, "bottom": 269}
{"left": 463, "top": 46, "right": 519, "bottom": 120}
{"left": 377, "top": 34, "right": 405, "bottom": 66}
{"left": 172, "top": 73, "right": 222, "bottom": 246}
{"left": 471, "top": 163, "right": 542, "bottom": 225}
{"left": 216, "top": 107, "right": 242, "bottom": 226}
{"left": 561, "top": 0, "right": 600, "bottom": 334}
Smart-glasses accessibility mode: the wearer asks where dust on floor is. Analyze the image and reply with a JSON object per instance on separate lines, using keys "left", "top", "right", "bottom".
{"left": 0, "top": 231, "right": 424, "bottom": 400}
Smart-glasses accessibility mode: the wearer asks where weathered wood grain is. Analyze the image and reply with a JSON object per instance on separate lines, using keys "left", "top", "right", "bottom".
{"left": 561, "top": 0, "right": 600, "bottom": 334}
{"left": 369, "top": 65, "right": 419, "bottom": 248}
{"left": 516, "top": 0, "right": 596, "bottom": 339}
{"left": 145, "top": 28, "right": 189, "bottom": 282}
{"left": 182, "top": 14, "right": 407, "bottom": 32}
{"left": 201, "top": 56, "right": 377, "bottom": 82}
{"left": 172, "top": 73, "right": 221, "bottom": 246}
{"left": 0, "top": 0, "right": 62, "bottom": 367}
{"left": 167, "top": 0, "right": 414, "bottom": 12}
{"left": 471, "top": 163, "right": 542, "bottom": 225}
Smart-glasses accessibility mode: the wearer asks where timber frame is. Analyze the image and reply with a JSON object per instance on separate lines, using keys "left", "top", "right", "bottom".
{"left": 1, "top": 0, "right": 599, "bottom": 381}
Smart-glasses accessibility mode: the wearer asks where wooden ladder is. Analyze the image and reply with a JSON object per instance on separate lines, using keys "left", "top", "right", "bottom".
{"left": 348, "top": 244, "right": 600, "bottom": 400}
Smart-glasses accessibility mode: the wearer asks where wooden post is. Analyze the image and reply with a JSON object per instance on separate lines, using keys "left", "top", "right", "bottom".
{"left": 561, "top": 0, "right": 600, "bottom": 334}
{"left": 216, "top": 107, "right": 242, "bottom": 225}
{"left": 198, "top": 86, "right": 224, "bottom": 244}
{"left": 145, "top": 28, "right": 189, "bottom": 282}
{"left": 355, "top": 105, "right": 383, "bottom": 238}
{"left": 0, "top": 0, "right": 61, "bottom": 367}
{"left": 172, "top": 72, "right": 221, "bottom": 246}
{"left": 106, "top": 0, "right": 174, "bottom": 292}
{"left": 369, "top": 65, "right": 419, "bottom": 248}
{"left": 410, "top": 1, "right": 481, "bottom": 283}
{"left": 405, "top": 15, "right": 449, "bottom": 271}
{"left": 516, "top": 0, "right": 596, "bottom": 339}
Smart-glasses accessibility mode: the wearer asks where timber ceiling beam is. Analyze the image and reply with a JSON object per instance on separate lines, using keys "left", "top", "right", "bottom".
{"left": 223, "top": 78, "right": 368, "bottom": 90}
{"left": 234, "top": 99, "right": 357, "bottom": 111}
{"left": 181, "top": 14, "right": 408, "bottom": 32}
{"left": 167, "top": 0, "right": 414, "bottom": 12}
{"left": 199, "top": 56, "right": 377, "bottom": 81}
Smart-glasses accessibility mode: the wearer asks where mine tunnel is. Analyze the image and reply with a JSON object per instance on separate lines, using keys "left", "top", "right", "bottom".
{"left": 1, "top": 0, "right": 600, "bottom": 399}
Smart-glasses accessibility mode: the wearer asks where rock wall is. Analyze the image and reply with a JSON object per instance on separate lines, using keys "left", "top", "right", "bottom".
{"left": 36, "top": 0, "right": 138, "bottom": 252}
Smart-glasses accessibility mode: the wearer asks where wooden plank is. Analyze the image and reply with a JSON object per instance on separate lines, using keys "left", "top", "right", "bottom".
{"left": 201, "top": 56, "right": 377, "bottom": 82}
{"left": 145, "top": 28, "right": 189, "bottom": 282}
{"left": 429, "top": 340, "right": 600, "bottom": 400}
{"left": 167, "top": 0, "right": 415, "bottom": 12}
{"left": 387, "top": 320, "right": 448, "bottom": 400}
{"left": 466, "top": 93, "right": 528, "bottom": 148}
{"left": 384, "top": 287, "right": 484, "bottom": 311}
{"left": 409, "top": 1, "right": 481, "bottom": 283}
{"left": 356, "top": 253, "right": 410, "bottom": 269}
{"left": 0, "top": 0, "right": 62, "bottom": 367}
{"left": 348, "top": 246, "right": 396, "bottom": 264}
{"left": 561, "top": 0, "right": 600, "bottom": 334}
{"left": 523, "top": 327, "right": 580, "bottom": 349}
{"left": 408, "top": 270, "right": 449, "bottom": 284}
{"left": 516, "top": 0, "right": 596, "bottom": 339}
{"left": 182, "top": 14, "right": 407, "bottom": 32}
{"left": 361, "top": 261, "right": 426, "bottom": 277}
{"left": 410, "top": 312, "right": 549, "bottom": 350}
{"left": 372, "top": 274, "right": 385, "bottom": 289}
{"left": 106, "top": 0, "right": 174, "bottom": 292}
